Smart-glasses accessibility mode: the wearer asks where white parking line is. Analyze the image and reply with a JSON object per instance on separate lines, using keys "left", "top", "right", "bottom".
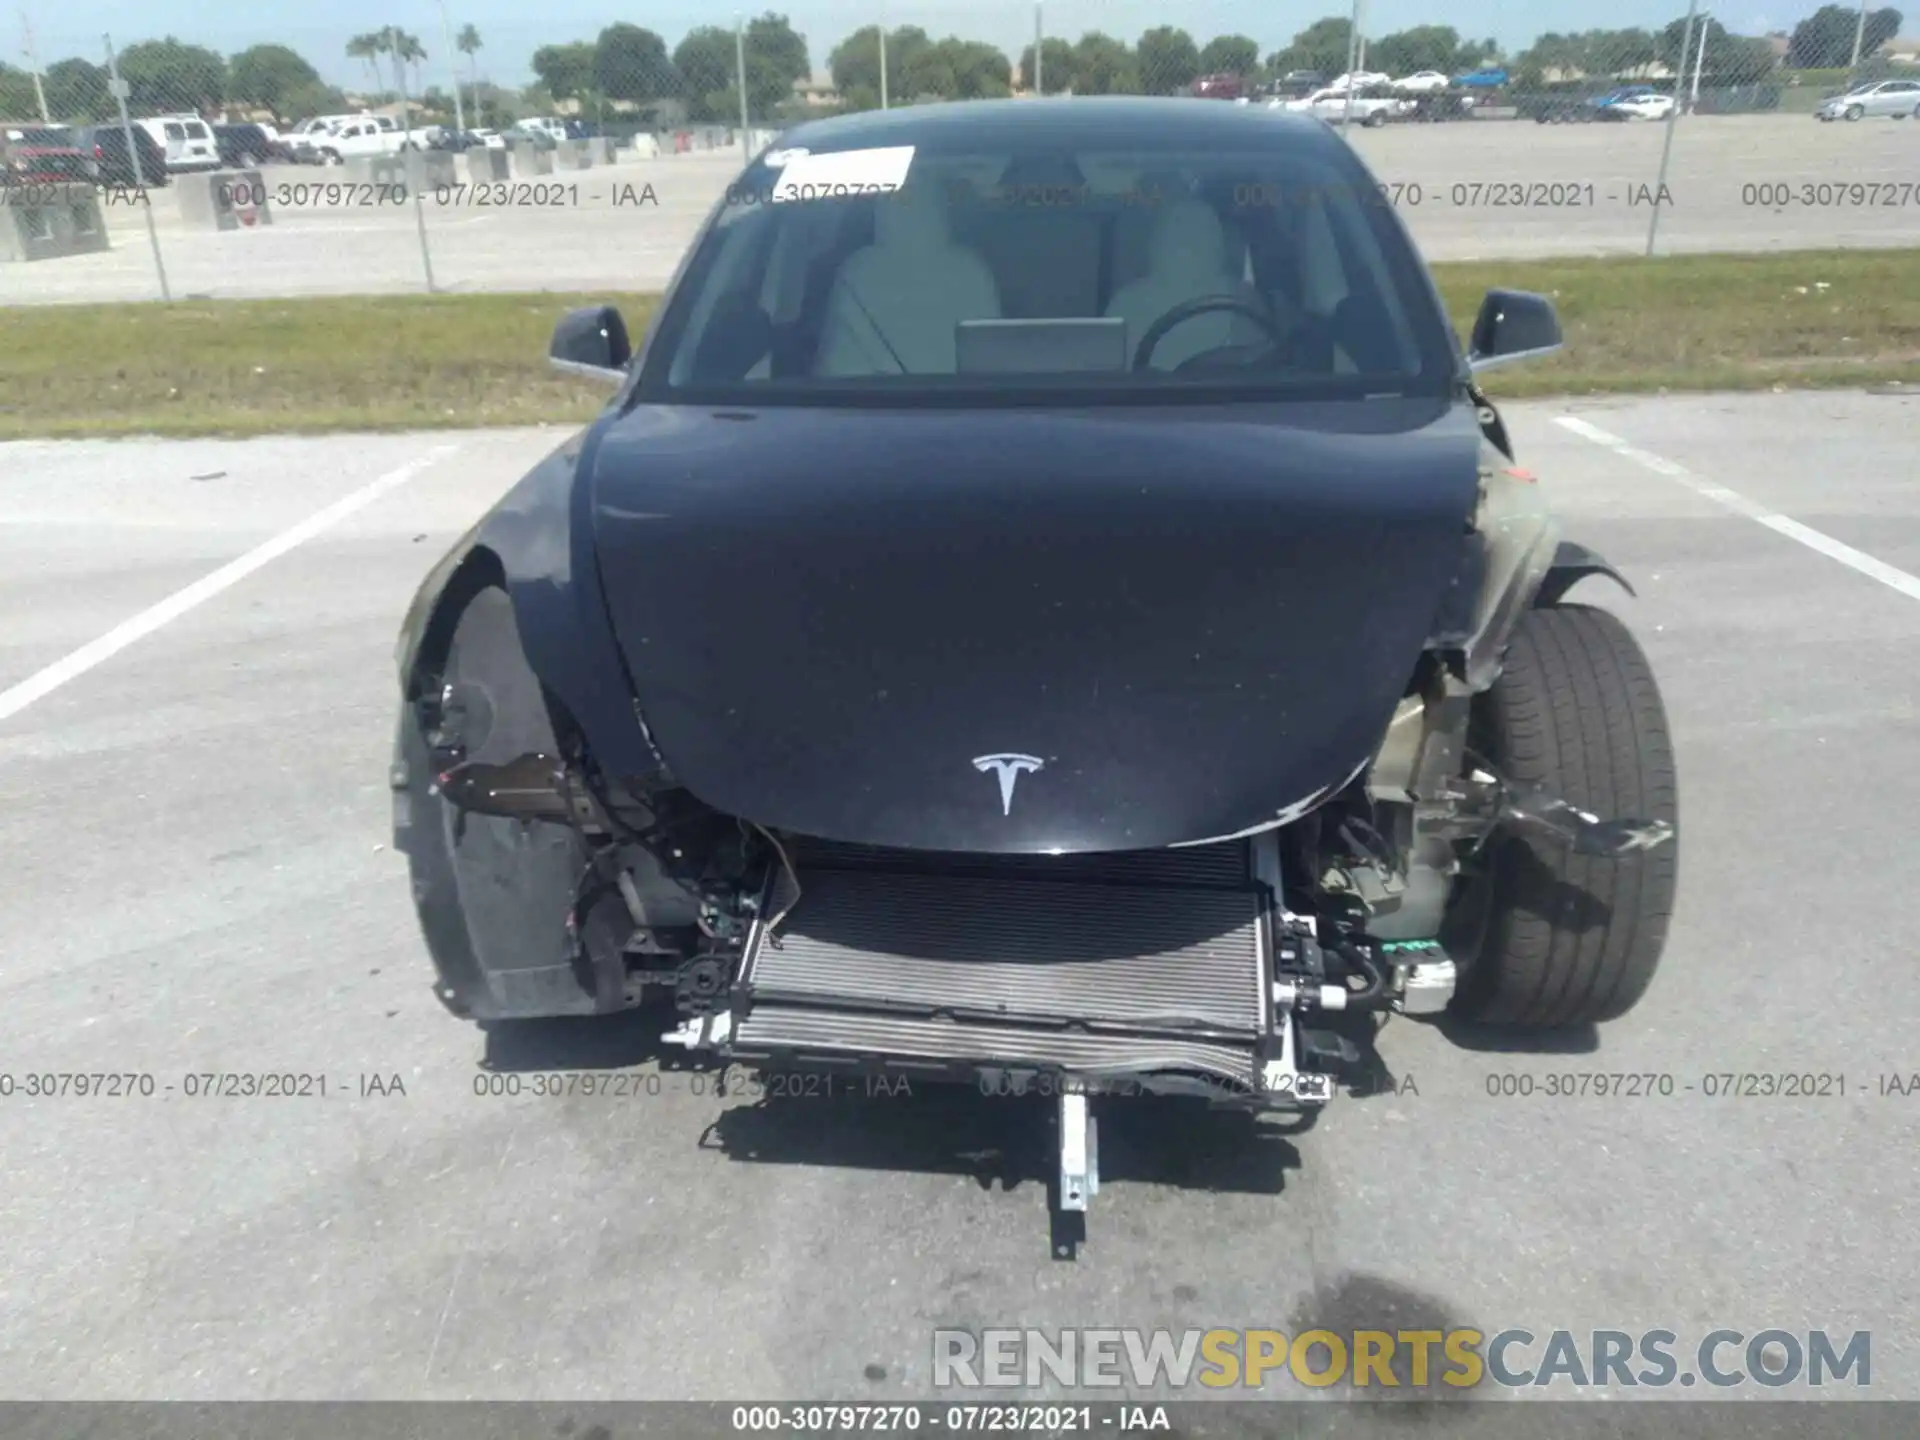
{"left": 0, "top": 444, "right": 459, "bottom": 724}
{"left": 1555, "top": 414, "right": 1920, "bottom": 604}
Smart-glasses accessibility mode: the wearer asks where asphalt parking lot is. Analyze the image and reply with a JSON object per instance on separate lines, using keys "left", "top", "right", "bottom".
{"left": 1, "top": 388, "right": 1916, "bottom": 1401}
{"left": 1, "top": 113, "right": 1915, "bottom": 306}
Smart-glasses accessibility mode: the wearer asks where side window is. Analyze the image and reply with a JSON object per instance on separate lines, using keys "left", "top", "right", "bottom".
{"left": 186, "top": 122, "right": 210, "bottom": 140}
{"left": 164, "top": 123, "right": 185, "bottom": 141}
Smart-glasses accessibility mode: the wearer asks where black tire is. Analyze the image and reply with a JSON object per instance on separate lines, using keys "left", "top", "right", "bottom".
{"left": 1444, "top": 604, "right": 1678, "bottom": 1028}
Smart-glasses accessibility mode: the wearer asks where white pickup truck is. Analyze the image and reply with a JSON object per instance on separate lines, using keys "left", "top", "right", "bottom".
{"left": 289, "top": 114, "right": 429, "bottom": 164}
{"left": 1272, "top": 87, "right": 1411, "bottom": 126}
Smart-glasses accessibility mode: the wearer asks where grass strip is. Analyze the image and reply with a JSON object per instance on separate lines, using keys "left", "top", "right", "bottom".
{"left": 1, "top": 249, "right": 1915, "bottom": 438}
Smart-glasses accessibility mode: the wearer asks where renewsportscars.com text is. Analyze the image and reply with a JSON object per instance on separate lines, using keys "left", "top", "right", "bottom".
{"left": 933, "top": 1327, "right": 1871, "bottom": 1390}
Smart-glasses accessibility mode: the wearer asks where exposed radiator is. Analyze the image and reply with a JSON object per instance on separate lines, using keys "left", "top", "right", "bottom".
{"left": 729, "top": 1007, "right": 1260, "bottom": 1090}
{"left": 740, "top": 862, "right": 1267, "bottom": 1038}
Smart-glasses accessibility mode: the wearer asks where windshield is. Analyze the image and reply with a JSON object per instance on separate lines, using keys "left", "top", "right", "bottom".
{"left": 637, "top": 128, "right": 1459, "bottom": 406}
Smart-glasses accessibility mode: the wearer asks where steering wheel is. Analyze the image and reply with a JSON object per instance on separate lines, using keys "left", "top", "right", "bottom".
{"left": 1132, "top": 293, "right": 1289, "bottom": 372}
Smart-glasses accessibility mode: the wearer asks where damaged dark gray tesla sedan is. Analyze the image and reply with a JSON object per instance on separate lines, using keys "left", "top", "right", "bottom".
{"left": 392, "top": 99, "right": 1676, "bottom": 1235}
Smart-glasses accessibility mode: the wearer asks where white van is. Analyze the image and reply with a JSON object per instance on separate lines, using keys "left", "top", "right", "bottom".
{"left": 134, "top": 114, "right": 220, "bottom": 172}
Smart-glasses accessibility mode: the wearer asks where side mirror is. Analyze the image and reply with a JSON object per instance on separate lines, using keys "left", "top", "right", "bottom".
{"left": 549, "top": 305, "right": 631, "bottom": 385}
{"left": 1468, "top": 288, "right": 1562, "bottom": 373}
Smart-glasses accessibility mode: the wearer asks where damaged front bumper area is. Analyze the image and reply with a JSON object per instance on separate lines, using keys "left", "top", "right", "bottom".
{"left": 664, "top": 835, "right": 1391, "bottom": 1115}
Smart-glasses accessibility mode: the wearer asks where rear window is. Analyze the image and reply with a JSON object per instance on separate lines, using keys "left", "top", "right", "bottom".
{"left": 164, "top": 122, "right": 185, "bottom": 140}
{"left": 638, "top": 127, "right": 1456, "bottom": 406}
{"left": 184, "top": 121, "right": 210, "bottom": 140}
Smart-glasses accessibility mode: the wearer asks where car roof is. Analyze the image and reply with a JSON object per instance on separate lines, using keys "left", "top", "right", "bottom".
{"left": 776, "top": 96, "right": 1337, "bottom": 153}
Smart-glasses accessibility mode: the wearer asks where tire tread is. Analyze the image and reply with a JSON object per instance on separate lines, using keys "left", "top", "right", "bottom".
{"left": 1452, "top": 603, "right": 1678, "bottom": 1028}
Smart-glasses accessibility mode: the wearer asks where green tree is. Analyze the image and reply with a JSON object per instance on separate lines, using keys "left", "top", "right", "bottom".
{"left": 1136, "top": 27, "right": 1199, "bottom": 91}
{"left": 1016, "top": 36, "right": 1075, "bottom": 92}
{"left": 281, "top": 78, "right": 346, "bottom": 123}
{"left": 389, "top": 29, "right": 428, "bottom": 96}
{"left": 1071, "top": 32, "right": 1139, "bottom": 93}
{"left": 1787, "top": 4, "right": 1902, "bottom": 66}
{"left": 531, "top": 41, "right": 596, "bottom": 102}
{"left": 1197, "top": 34, "right": 1260, "bottom": 76}
{"left": 1370, "top": 26, "right": 1475, "bottom": 75}
{"left": 901, "top": 36, "right": 1010, "bottom": 101}
{"left": 746, "top": 12, "right": 811, "bottom": 96}
{"left": 1266, "top": 17, "right": 1355, "bottom": 78}
{"left": 0, "top": 63, "right": 39, "bottom": 118}
{"left": 1515, "top": 28, "right": 1658, "bottom": 80}
{"left": 456, "top": 25, "right": 483, "bottom": 124}
{"left": 228, "top": 44, "right": 321, "bottom": 124}
{"left": 346, "top": 33, "right": 382, "bottom": 93}
{"left": 595, "top": 23, "right": 674, "bottom": 103}
{"left": 44, "top": 57, "right": 110, "bottom": 121}
{"left": 827, "top": 24, "right": 891, "bottom": 99}
{"left": 672, "top": 27, "right": 736, "bottom": 119}
{"left": 118, "top": 36, "right": 227, "bottom": 113}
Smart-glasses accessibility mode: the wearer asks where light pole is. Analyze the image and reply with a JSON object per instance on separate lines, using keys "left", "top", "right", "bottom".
{"left": 1689, "top": 14, "right": 1711, "bottom": 113}
{"left": 879, "top": 7, "right": 889, "bottom": 109}
{"left": 1647, "top": 0, "right": 1698, "bottom": 254}
{"left": 1847, "top": 0, "right": 1869, "bottom": 73}
{"left": 434, "top": 0, "right": 466, "bottom": 130}
{"left": 735, "top": 14, "right": 751, "bottom": 159}
{"left": 1340, "top": 0, "right": 1366, "bottom": 134}
{"left": 21, "top": 10, "right": 50, "bottom": 122}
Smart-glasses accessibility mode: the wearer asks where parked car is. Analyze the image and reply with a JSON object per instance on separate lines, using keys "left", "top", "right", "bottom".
{"left": 1536, "top": 86, "right": 1663, "bottom": 124}
{"left": 1454, "top": 66, "right": 1510, "bottom": 88}
{"left": 515, "top": 116, "right": 570, "bottom": 144}
{"left": 70, "top": 122, "right": 170, "bottom": 186}
{"left": 1267, "top": 70, "right": 1327, "bottom": 99}
{"left": 285, "top": 114, "right": 374, "bottom": 162}
{"left": 1815, "top": 79, "right": 1920, "bottom": 120}
{"left": 1189, "top": 72, "right": 1246, "bottom": 100}
{"left": 392, "top": 97, "right": 1677, "bottom": 1247}
{"left": 1276, "top": 85, "right": 1410, "bottom": 125}
{"left": 505, "top": 123, "right": 559, "bottom": 151}
{"left": 1391, "top": 70, "right": 1453, "bottom": 93}
{"left": 1401, "top": 91, "right": 1479, "bottom": 123}
{"left": 213, "top": 122, "right": 278, "bottom": 168}
{"left": 1600, "top": 90, "right": 1676, "bottom": 122}
{"left": 132, "top": 114, "right": 221, "bottom": 172}
{"left": 1326, "top": 70, "right": 1391, "bottom": 91}
{"left": 299, "top": 115, "right": 429, "bottom": 164}
{"left": 467, "top": 127, "right": 509, "bottom": 150}
{"left": 0, "top": 123, "right": 91, "bottom": 184}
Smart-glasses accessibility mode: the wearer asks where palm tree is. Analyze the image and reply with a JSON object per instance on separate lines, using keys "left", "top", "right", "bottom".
{"left": 396, "top": 31, "right": 428, "bottom": 97}
{"left": 346, "top": 33, "right": 381, "bottom": 94}
{"left": 456, "top": 24, "right": 482, "bottom": 126}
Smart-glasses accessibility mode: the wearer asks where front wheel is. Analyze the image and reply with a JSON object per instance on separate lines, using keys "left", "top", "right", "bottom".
{"left": 1442, "top": 604, "right": 1678, "bottom": 1029}
{"left": 1845, "top": 104, "right": 1864, "bottom": 121}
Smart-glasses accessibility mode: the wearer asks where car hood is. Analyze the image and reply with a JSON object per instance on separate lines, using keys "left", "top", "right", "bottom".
{"left": 587, "top": 398, "right": 1481, "bottom": 852}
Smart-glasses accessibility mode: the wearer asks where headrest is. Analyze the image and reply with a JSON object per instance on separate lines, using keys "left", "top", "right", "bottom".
{"left": 1147, "top": 199, "right": 1228, "bottom": 279}
{"left": 874, "top": 180, "right": 950, "bottom": 249}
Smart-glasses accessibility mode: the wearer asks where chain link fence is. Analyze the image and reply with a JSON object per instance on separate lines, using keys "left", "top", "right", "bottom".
{"left": 2, "top": 2, "right": 1916, "bottom": 304}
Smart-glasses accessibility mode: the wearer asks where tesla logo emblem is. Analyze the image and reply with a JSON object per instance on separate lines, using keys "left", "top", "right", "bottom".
{"left": 972, "top": 753, "right": 1044, "bottom": 815}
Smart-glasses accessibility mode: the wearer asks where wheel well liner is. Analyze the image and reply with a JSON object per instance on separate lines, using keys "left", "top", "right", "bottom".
{"left": 1536, "top": 540, "right": 1635, "bottom": 608}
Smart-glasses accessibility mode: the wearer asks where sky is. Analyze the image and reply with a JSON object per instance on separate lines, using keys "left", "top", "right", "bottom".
{"left": 17, "top": 0, "right": 1867, "bottom": 89}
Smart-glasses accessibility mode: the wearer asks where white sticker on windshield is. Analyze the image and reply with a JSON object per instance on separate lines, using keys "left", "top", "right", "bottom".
{"left": 770, "top": 145, "right": 915, "bottom": 203}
